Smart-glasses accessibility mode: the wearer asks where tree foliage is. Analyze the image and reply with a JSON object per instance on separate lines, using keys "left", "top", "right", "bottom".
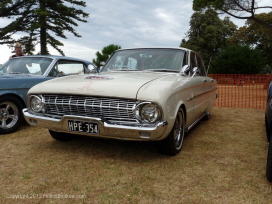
{"left": 92, "top": 44, "right": 121, "bottom": 70}
{"left": 193, "top": 0, "right": 272, "bottom": 31}
{"left": 0, "top": 0, "right": 89, "bottom": 55}
{"left": 227, "top": 12, "right": 272, "bottom": 66}
{"left": 180, "top": 9, "right": 237, "bottom": 67}
{"left": 209, "top": 45, "right": 267, "bottom": 74}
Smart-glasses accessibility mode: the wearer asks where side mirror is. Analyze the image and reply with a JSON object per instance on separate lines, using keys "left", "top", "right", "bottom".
{"left": 192, "top": 67, "right": 200, "bottom": 77}
{"left": 88, "top": 64, "right": 97, "bottom": 73}
{"left": 180, "top": 65, "right": 190, "bottom": 76}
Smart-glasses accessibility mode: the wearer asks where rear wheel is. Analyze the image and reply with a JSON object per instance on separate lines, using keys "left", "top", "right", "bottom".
{"left": 49, "top": 130, "right": 74, "bottom": 141}
{"left": 158, "top": 108, "right": 185, "bottom": 156}
{"left": 0, "top": 96, "right": 24, "bottom": 134}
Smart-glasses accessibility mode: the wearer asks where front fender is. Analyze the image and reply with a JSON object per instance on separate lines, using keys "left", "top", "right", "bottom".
{"left": 0, "top": 90, "right": 27, "bottom": 107}
{"left": 136, "top": 75, "right": 192, "bottom": 139}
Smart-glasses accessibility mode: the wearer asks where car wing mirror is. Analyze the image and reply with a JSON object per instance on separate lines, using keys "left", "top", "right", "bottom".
{"left": 57, "top": 71, "right": 65, "bottom": 77}
{"left": 180, "top": 65, "right": 190, "bottom": 76}
{"left": 88, "top": 64, "right": 97, "bottom": 73}
{"left": 192, "top": 67, "right": 200, "bottom": 77}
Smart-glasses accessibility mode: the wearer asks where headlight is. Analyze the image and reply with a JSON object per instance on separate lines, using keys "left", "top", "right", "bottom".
{"left": 29, "top": 95, "right": 45, "bottom": 113}
{"left": 134, "top": 102, "right": 161, "bottom": 123}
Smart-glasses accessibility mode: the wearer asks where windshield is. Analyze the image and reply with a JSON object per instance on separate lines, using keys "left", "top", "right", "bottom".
{"left": 0, "top": 57, "right": 53, "bottom": 75}
{"left": 100, "top": 48, "right": 186, "bottom": 73}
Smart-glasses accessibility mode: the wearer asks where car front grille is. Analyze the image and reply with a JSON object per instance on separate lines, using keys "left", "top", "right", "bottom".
{"left": 43, "top": 94, "right": 138, "bottom": 124}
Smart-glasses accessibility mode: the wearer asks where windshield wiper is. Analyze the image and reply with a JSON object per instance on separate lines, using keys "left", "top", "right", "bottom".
{"left": 9, "top": 72, "right": 24, "bottom": 74}
{"left": 144, "top": 69, "right": 178, "bottom": 73}
{"left": 113, "top": 68, "right": 140, "bottom": 71}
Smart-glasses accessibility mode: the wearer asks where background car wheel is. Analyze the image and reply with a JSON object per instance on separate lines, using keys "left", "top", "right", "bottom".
{"left": 266, "top": 137, "right": 272, "bottom": 182}
{"left": 265, "top": 116, "right": 271, "bottom": 142}
{"left": 158, "top": 108, "right": 185, "bottom": 156}
{"left": 0, "top": 96, "right": 24, "bottom": 134}
{"left": 48, "top": 130, "right": 74, "bottom": 141}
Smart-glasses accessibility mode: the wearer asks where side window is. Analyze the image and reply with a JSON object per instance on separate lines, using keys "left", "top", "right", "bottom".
{"left": 189, "top": 52, "right": 197, "bottom": 76}
{"left": 48, "top": 60, "right": 86, "bottom": 77}
{"left": 196, "top": 54, "right": 206, "bottom": 76}
{"left": 190, "top": 52, "right": 197, "bottom": 68}
{"left": 182, "top": 51, "right": 188, "bottom": 67}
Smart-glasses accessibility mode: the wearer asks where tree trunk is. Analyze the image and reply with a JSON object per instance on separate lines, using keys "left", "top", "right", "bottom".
{"left": 39, "top": 0, "right": 47, "bottom": 55}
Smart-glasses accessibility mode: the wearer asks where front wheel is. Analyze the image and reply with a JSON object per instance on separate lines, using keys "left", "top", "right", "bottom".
{"left": 48, "top": 130, "right": 74, "bottom": 141}
{"left": 158, "top": 108, "right": 185, "bottom": 156}
{"left": 0, "top": 96, "right": 24, "bottom": 134}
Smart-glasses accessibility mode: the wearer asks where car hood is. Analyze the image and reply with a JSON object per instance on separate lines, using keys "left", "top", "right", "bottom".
{"left": 0, "top": 74, "right": 48, "bottom": 90}
{"left": 29, "top": 72, "right": 182, "bottom": 99}
{"left": 0, "top": 74, "right": 44, "bottom": 78}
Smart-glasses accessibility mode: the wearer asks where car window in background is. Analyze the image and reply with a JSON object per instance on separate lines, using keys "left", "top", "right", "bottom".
{"left": 0, "top": 57, "right": 53, "bottom": 75}
{"left": 48, "top": 60, "right": 87, "bottom": 77}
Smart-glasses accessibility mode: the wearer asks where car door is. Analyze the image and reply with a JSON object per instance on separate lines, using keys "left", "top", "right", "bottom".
{"left": 187, "top": 51, "right": 207, "bottom": 120}
{"left": 190, "top": 52, "right": 214, "bottom": 120}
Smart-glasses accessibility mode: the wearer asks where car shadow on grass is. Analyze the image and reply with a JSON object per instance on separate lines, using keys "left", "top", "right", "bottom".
{"left": 43, "top": 134, "right": 166, "bottom": 160}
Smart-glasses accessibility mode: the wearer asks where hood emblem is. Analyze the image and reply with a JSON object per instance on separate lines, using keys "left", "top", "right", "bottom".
{"left": 85, "top": 76, "right": 113, "bottom": 80}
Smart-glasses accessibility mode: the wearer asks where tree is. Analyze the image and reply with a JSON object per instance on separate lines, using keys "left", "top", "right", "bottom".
{"left": 193, "top": 0, "right": 272, "bottom": 31}
{"left": 0, "top": 0, "right": 89, "bottom": 55}
{"left": 180, "top": 9, "right": 237, "bottom": 67}
{"left": 227, "top": 12, "right": 272, "bottom": 66}
{"left": 209, "top": 45, "right": 267, "bottom": 74}
{"left": 92, "top": 44, "right": 121, "bottom": 70}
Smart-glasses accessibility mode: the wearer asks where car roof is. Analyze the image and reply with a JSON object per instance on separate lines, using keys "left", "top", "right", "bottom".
{"left": 115, "top": 47, "right": 193, "bottom": 52}
{"left": 11, "top": 55, "right": 93, "bottom": 64}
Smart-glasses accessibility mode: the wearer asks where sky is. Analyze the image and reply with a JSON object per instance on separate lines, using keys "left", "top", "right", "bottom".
{"left": 0, "top": 0, "right": 270, "bottom": 65}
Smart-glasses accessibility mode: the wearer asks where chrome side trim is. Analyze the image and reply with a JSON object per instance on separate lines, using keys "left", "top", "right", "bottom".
{"left": 186, "top": 88, "right": 217, "bottom": 101}
{"left": 185, "top": 112, "right": 207, "bottom": 132}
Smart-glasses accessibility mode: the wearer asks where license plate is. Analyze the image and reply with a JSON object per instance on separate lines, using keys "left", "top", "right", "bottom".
{"left": 68, "top": 120, "right": 99, "bottom": 134}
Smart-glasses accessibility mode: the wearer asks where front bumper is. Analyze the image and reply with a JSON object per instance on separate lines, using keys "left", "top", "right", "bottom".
{"left": 22, "top": 108, "right": 168, "bottom": 141}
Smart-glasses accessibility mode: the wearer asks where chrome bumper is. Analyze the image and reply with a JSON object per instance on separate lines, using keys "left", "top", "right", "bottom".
{"left": 22, "top": 109, "right": 168, "bottom": 141}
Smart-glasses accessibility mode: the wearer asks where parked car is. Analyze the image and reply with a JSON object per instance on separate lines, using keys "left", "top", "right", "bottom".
{"left": 0, "top": 55, "right": 95, "bottom": 134}
{"left": 265, "top": 81, "right": 272, "bottom": 181}
{"left": 23, "top": 48, "right": 217, "bottom": 155}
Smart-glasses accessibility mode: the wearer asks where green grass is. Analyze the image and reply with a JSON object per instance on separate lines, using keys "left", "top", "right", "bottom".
{"left": 0, "top": 107, "right": 272, "bottom": 203}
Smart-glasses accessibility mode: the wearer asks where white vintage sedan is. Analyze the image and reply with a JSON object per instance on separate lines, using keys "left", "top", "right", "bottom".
{"left": 23, "top": 48, "right": 217, "bottom": 155}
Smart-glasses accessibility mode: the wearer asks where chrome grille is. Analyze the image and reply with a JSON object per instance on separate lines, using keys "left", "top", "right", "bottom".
{"left": 43, "top": 94, "right": 138, "bottom": 124}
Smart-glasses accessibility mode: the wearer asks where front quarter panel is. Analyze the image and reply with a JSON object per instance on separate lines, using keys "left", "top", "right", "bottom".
{"left": 136, "top": 74, "right": 195, "bottom": 139}
{"left": 0, "top": 77, "right": 50, "bottom": 104}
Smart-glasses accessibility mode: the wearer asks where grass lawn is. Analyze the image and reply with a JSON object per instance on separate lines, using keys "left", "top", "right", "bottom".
{"left": 1, "top": 107, "right": 272, "bottom": 203}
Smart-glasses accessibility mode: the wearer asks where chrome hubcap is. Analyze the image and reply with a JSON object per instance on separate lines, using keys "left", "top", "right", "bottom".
{"left": 174, "top": 111, "right": 184, "bottom": 148}
{"left": 0, "top": 102, "right": 18, "bottom": 129}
